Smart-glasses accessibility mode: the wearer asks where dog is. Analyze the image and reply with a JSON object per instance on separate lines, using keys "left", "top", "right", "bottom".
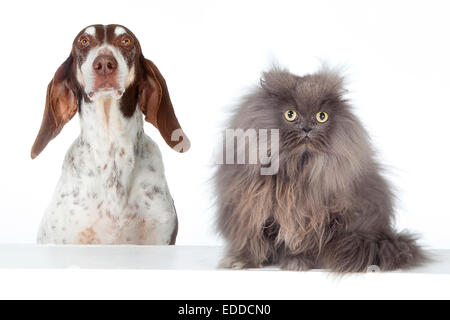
{"left": 32, "top": 24, "right": 190, "bottom": 245}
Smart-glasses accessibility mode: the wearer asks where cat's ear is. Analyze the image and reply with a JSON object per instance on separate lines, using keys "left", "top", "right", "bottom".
{"left": 317, "top": 69, "right": 348, "bottom": 100}
{"left": 259, "top": 76, "right": 271, "bottom": 92}
{"left": 260, "top": 68, "right": 296, "bottom": 95}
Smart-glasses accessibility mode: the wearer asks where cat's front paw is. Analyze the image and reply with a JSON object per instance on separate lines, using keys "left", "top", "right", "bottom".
{"left": 219, "top": 256, "right": 262, "bottom": 269}
{"left": 280, "top": 256, "right": 314, "bottom": 271}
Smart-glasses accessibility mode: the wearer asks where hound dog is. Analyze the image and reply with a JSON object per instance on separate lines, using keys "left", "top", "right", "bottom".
{"left": 31, "top": 24, "right": 190, "bottom": 245}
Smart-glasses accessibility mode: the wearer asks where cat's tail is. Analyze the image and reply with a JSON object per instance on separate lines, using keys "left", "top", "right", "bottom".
{"left": 322, "top": 231, "right": 429, "bottom": 273}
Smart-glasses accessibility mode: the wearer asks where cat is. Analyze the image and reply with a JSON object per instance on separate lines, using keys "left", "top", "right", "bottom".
{"left": 215, "top": 67, "right": 427, "bottom": 272}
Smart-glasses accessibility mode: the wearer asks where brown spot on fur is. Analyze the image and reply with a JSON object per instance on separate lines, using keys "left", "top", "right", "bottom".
{"left": 145, "top": 191, "right": 154, "bottom": 200}
{"left": 144, "top": 186, "right": 161, "bottom": 200}
{"left": 79, "top": 227, "right": 97, "bottom": 244}
{"left": 152, "top": 186, "right": 162, "bottom": 194}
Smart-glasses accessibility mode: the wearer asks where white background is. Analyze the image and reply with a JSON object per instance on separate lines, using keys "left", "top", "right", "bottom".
{"left": 0, "top": 0, "right": 449, "bottom": 250}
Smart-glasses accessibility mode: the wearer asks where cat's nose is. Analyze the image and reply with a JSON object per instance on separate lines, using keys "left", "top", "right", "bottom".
{"left": 302, "top": 127, "right": 312, "bottom": 133}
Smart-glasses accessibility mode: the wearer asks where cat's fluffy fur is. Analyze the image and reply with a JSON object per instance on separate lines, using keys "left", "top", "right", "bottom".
{"left": 215, "top": 67, "right": 426, "bottom": 272}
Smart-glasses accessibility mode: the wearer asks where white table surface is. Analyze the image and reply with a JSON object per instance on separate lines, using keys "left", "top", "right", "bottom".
{"left": 0, "top": 245, "right": 223, "bottom": 270}
{"left": 0, "top": 245, "right": 449, "bottom": 273}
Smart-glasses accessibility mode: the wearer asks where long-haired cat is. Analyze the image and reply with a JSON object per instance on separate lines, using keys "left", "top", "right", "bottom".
{"left": 215, "top": 67, "right": 426, "bottom": 272}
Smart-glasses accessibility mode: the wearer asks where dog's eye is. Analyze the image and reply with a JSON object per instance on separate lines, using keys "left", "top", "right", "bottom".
{"left": 284, "top": 110, "right": 297, "bottom": 122}
{"left": 121, "top": 37, "right": 132, "bottom": 47}
{"left": 316, "top": 111, "right": 329, "bottom": 123}
{"left": 80, "top": 37, "right": 90, "bottom": 47}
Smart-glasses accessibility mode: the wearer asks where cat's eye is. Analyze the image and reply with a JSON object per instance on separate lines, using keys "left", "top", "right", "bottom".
{"left": 284, "top": 110, "right": 297, "bottom": 122}
{"left": 316, "top": 111, "right": 329, "bottom": 123}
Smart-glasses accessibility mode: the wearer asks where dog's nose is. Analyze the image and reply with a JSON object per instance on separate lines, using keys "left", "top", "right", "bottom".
{"left": 93, "top": 55, "right": 118, "bottom": 76}
{"left": 302, "top": 126, "right": 312, "bottom": 133}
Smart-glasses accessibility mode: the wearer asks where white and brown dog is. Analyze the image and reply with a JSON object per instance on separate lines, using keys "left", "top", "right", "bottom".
{"left": 31, "top": 24, "right": 190, "bottom": 245}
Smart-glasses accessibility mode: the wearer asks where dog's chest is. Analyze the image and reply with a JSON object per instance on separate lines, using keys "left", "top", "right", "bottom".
{"left": 72, "top": 100, "right": 141, "bottom": 214}
{"left": 37, "top": 100, "right": 177, "bottom": 245}
{"left": 42, "top": 137, "right": 176, "bottom": 245}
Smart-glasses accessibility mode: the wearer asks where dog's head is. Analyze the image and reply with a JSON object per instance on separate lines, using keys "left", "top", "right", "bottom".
{"left": 31, "top": 24, "right": 190, "bottom": 159}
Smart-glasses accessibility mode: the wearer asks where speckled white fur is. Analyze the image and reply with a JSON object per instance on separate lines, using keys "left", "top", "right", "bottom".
{"left": 37, "top": 97, "right": 177, "bottom": 244}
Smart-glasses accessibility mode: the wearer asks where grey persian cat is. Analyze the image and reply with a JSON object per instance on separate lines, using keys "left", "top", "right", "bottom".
{"left": 215, "top": 67, "right": 426, "bottom": 272}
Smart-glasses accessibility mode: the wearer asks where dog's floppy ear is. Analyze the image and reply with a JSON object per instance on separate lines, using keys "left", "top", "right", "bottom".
{"left": 31, "top": 56, "right": 78, "bottom": 159}
{"left": 138, "top": 57, "right": 190, "bottom": 152}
